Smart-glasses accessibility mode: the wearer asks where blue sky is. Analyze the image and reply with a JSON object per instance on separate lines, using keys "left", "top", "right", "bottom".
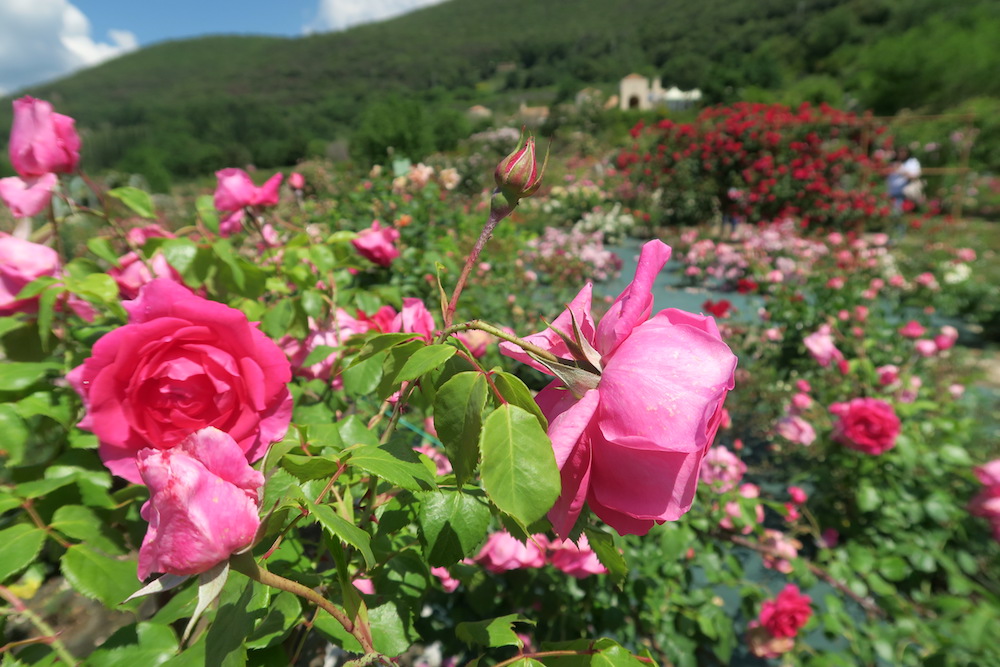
{"left": 0, "top": 0, "right": 449, "bottom": 95}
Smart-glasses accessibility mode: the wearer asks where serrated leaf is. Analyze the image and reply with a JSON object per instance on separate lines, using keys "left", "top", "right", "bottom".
{"left": 0, "top": 404, "right": 28, "bottom": 465}
{"left": 61, "top": 544, "right": 140, "bottom": 607}
{"left": 345, "top": 443, "right": 436, "bottom": 491}
{"left": 583, "top": 527, "right": 627, "bottom": 587}
{"left": 417, "top": 489, "right": 491, "bottom": 567}
{"left": 301, "top": 344, "right": 338, "bottom": 368}
{"left": 479, "top": 404, "right": 559, "bottom": 529}
{"left": 108, "top": 186, "right": 156, "bottom": 219}
{"left": 0, "top": 524, "right": 47, "bottom": 583}
{"left": 304, "top": 499, "right": 375, "bottom": 568}
{"left": 51, "top": 505, "right": 124, "bottom": 555}
{"left": 456, "top": 614, "right": 531, "bottom": 648}
{"left": 85, "top": 621, "right": 180, "bottom": 667}
{"left": 434, "top": 372, "right": 488, "bottom": 485}
{"left": 280, "top": 453, "right": 342, "bottom": 481}
{"left": 394, "top": 344, "right": 456, "bottom": 383}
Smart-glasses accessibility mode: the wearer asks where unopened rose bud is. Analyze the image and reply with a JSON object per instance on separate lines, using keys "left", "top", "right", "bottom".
{"left": 495, "top": 133, "right": 547, "bottom": 206}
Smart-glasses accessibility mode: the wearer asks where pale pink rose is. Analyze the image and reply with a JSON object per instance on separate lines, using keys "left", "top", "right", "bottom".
{"left": 870, "top": 233, "right": 889, "bottom": 246}
{"left": 214, "top": 168, "right": 283, "bottom": 212}
{"left": 67, "top": 279, "right": 293, "bottom": 483}
{"left": 790, "top": 393, "right": 812, "bottom": 411}
{"left": 109, "top": 252, "right": 183, "bottom": 300}
{"left": 764, "top": 327, "right": 782, "bottom": 341}
{"left": 826, "top": 277, "right": 844, "bottom": 289}
{"left": 837, "top": 309, "right": 849, "bottom": 321}
{"left": 719, "top": 484, "right": 764, "bottom": 534}
{"left": 353, "top": 578, "right": 376, "bottom": 595}
{"left": 685, "top": 265, "right": 701, "bottom": 277}
{"left": 888, "top": 274, "right": 906, "bottom": 288}
{"left": 914, "top": 339, "right": 937, "bottom": 357}
{"left": 408, "top": 163, "right": 434, "bottom": 189}
{"left": 699, "top": 445, "right": 746, "bottom": 492}
{"left": 915, "top": 272, "right": 938, "bottom": 289}
{"left": 547, "top": 534, "right": 608, "bottom": 578}
{"left": 288, "top": 172, "right": 305, "bottom": 190}
{"left": 438, "top": 167, "right": 461, "bottom": 191}
{"left": 352, "top": 220, "right": 400, "bottom": 267}
{"left": 826, "top": 232, "right": 844, "bottom": 245}
{"left": 760, "top": 528, "right": 800, "bottom": 573}
{"left": 0, "top": 232, "right": 61, "bottom": 315}
{"left": 766, "top": 270, "right": 784, "bottom": 283}
{"left": 948, "top": 383, "right": 965, "bottom": 399}
{"left": 795, "top": 380, "right": 811, "bottom": 393}
{"left": 854, "top": 305, "right": 869, "bottom": 323}
{"left": 956, "top": 248, "right": 976, "bottom": 262}
{"left": 501, "top": 240, "right": 738, "bottom": 537}
{"left": 475, "top": 532, "right": 547, "bottom": 573}
{"left": 803, "top": 324, "right": 844, "bottom": 368}
{"left": 776, "top": 416, "right": 816, "bottom": 446}
{"left": 829, "top": 397, "right": 900, "bottom": 455}
{"left": 455, "top": 328, "right": 494, "bottom": 357}
{"left": 431, "top": 566, "right": 460, "bottom": 592}
{"left": 125, "top": 224, "right": 175, "bottom": 245}
{"left": 965, "top": 467, "right": 1000, "bottom": 537}
{"left": 8, "top": 96, "right": 81, "bottom": 177}
{"left": 0, "top": 173, "right": 58, "bottom": 218}
{"left": 898, "top": 320, "right": 926, "bottom": 338}
{"left": 281, "top": 309, "right": 370, "bottom": 381}
{"left": 870, "top": 278, "right": 885, "bottom": 291}
{"left": 136, "top": 428, "right": 263, "bottom": 580}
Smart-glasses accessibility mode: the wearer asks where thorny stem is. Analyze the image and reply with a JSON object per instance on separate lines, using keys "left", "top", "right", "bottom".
{"left": 441, "top": 319, "right": 560, "bottom": 365}
{"left": 444, "top": 190, "right": 513, "bottom": 328}
{"left": 0, "top": 585, "right": 78, "bottom": 665}
{"left": 229, "top": 552, "right": 377, "bottom": 655}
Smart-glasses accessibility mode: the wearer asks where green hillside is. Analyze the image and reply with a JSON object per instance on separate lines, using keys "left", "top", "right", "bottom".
{"left": 2, "top": 0, "right": 998, "bottom": 183}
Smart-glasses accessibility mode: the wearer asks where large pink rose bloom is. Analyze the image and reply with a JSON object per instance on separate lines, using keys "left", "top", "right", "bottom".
{"left": 0, "top": 232, "right": 61, "bottom": 316}
{"left": 213, "top": 168, "right": 283, "bottom": 212}
{"left": 67, "top": 279, "right": 293, "bottom": 483}
{"left": 9, "top": 96, "right": 81, "bottom": 177}
{"left": 352, "top": 220, "right": 400, "bottom": 267}
{"left": 136, "top": 428, "right": 263, "bottom": 580}
{"left": 829, "top": 397, "right": 900, "bottom": 455}
{"left": 501, "top": 240, "right": 737, "bottom": 537}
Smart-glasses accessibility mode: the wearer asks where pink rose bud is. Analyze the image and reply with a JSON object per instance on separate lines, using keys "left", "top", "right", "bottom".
{"left": 136, "top": 428, "right": 263, "bottom": 580}
{"left": 495, "top": 133, "right": 547, "bottom": 205}
{"left": 289, "top": 171, "right": 305, "bottom": 190}
{"left": 9, "top": 96, "right": 81, "bottom": 177}
{"left": 795, "top": 380, "right": 811, "bottom": 393}
{"left": 788, "top": 486, "right": 808, "bottom": 504}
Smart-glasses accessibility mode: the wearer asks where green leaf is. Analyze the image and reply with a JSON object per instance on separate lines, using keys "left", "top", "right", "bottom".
{"left": 246, "top": 591, "right": 302, "bottom": 649}
{"left": 337, "top": 415, "right": 379, "bottom": 447}
{"left": 195, "top": 194, "right": 219, "bottom": 234}
{"left": 0, "top": 316, "right": 28, "bottom": 339}
{"left": 479, "top": 404, "right": 559, "bottom": 529}
{"left": 301, "top": 344, "right": 338, "bottom": 368}
{"left": 0, "top": 362, "right": 59, "bottom": 392}
{"left": 0, "top": 524, "right": 47, "bottom": 583}
{"left": 304, "top": 500, "right": 375, "bottom": 568}
{"left": 280, "top": 453, "right": 342, "bottom": 481}
{"left": 355, "top": 332, "right": 421, "bottom": 362}
{"left": 456, "top": 614, "right": 532, "bottom": 648}
{"left": 584, "top": 527, "right": 627, "bottom": 587}
{"left": 204, "top": 578, "right": 258, "bottom": 667}
{"left": 108, "top": 186, "right": 156, "bottom": 219}
{"left": 492, "top": 372, "right": 547, "bottom": 427}
{"left": 593, "top": 639, "right": 649, "bottom": 667}
{"left": 341, "top": 351, "right": 385, "bottom": 396}
{"left": 87, "top": 237, "right": 122, "bottom": 266}
{"left": 394, "top": 344, "right": 456, "bottom": 383}
{"left": 84, "top": 621, "right": 179, "bottom": 667}
{"left": 417, "top": 489, "right": 491, "bottom": 567}
{"left": 160, "top": 239, "right": 199, "bottom": 275}
{"left": 261, "top": 299, "right": 296, "bottom": 339}
{"left": 368, "top": 603, "right": 412, "bottom": 656}
{"left": 345, "top": 443, "right": 436, "bottom": 491}
{"left": 434, "top": 371, "right": 488, "bottom": 485}
{"left": 856, "top": 482, "right": 880, "bottom": 512}
{"left": 61, "top": 544, "right": 140, "bottom": 607}
{"left": 878, "top": 555, "right": 909, "bottom": 582}
{"left": 74, "top": 273, "right": 120, "bottom": 303}
{"left": 51, "top": 505, "right": 124, "bottom": 555}
{"left": 0, "top": 404, "right": 28, "bottom": 465}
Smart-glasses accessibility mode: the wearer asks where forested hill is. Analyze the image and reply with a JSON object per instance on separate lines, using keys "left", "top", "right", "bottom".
{"left": 2, "top": 0, "right": 998, "bottom": 182}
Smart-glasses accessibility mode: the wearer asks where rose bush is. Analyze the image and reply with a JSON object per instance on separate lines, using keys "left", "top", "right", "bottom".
{"left": 67, "top": 278, "right": 293, "bottom": 482}
{"left": 829, "top": 397, "right": 901, "bottom": 455}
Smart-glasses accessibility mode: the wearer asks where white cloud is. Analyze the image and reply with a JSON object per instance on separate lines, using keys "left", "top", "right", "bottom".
{"left": 305, "top": 0, "right": 448, "bottom": 34}
{"left": 0, "top": 0, "right": 138, "bottom": 94}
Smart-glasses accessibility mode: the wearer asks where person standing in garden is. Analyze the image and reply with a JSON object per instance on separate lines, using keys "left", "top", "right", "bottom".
{"left": 887, "top": 147, "right": 922, "bottom": 214}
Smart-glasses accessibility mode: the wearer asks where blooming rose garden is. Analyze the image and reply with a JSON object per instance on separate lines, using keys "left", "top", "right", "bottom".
{"left": 0, "top": 97, "right": 998, "bottom": 666}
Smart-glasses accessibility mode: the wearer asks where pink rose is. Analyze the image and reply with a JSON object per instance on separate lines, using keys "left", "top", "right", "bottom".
{"left": 829, "top": 397, "right": 900, "bottom": 455}
{"left": 758, "top": 584, "right": 812, "bottom": 638}
{"left": 699, "top": 445, "right": 746, "bottom": 492}
{"left": 502, "top": 240, "right": 737, "bottom": 537}
{"left": 0, "top": 173, "right": 58, "bottom": 218}
{"left": 970, "top": 459, "right": 1000, "bottom": 541}
{"left": 213, "top": 168, "right": 283, "bottom": 212}
{"left": 352, "top": 220, "right": 400, "bottom": 267}
{"left": 9, "top": 96, "right": 81, "bottom": 177}
{"left": 547, "top": 534, "right": 608, "bottom": 578}
{"left": 288, "top": 172, "right": 305, "bottom": 190}
{"left": 109, "top": 252, "right": 183, "bottom": 300}
{"left": 803, "top": 324, "right": 844, "bottom": 368}
{"left": 390, "top": 297, "right": 435, "bottom": 340}
{"left": 788, "top": 486, "right": 808, "bottom": 504}
{"left": 475, "top": 532, "right": 547, "bottom": 573}
{"left": 760, "top": 528, "right": 800, "bottom": 573}
{"left": 67, "top": 279, "right": 293, "bottom": 482}
{"left": 876, "top": 364, "right": 900, "bottom": 386}
{"left": 0, "top": 232, "right": 61, "bottom": 316}
{"left": 914, "top": 339, "right": 937, "bottom": 357}
{"left": 430, "top": 566, "right": 460, "bottom": 592}
{"left": 136, "top": 428, "right": 263, "bottom": 580}
{"left": 776, "top": 416, "right": 816, "bottom": 446}
{"left": 898, "top": 320, "right": 926, "bottom": 338}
